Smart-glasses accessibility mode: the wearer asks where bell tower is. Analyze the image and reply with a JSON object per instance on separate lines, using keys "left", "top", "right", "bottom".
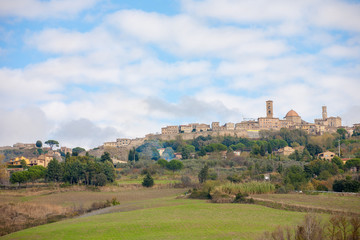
{"left": 322, "top": 106, "right": 327, "bottom": 120}
{"left": 266, "top": 100, "right": 273, "bottom": 118}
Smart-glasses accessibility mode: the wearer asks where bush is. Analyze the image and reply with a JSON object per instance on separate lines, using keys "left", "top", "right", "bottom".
{"left": 214, "top": 181, "right": 276, "bottom": 195}
{"left": 142, "top": 173, "right": 154, "bottom": 188}
{"left": 94, "top": 173, "right": 107, "bottom": 186}
{"left": 157, "top": 159, "right": 168, "bottom": 168}
{"left": 180, "top": 175, "right": 192, "bottom": 187}
{"left": 316, "top": 184, "right": 328, "bottom": 191}
{"left": 188, "top": 189, "right": 211, "bottom": 199}
{"left": 333, "top": 179, "right": 360, "bottom": 192}
{"left": 227, "top": 174, "right": 242, "bottom": 183}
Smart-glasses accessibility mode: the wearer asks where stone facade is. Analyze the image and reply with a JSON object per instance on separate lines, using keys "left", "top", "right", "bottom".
{"left": 318, "top": 151, "right": 336, "bottom": 160}
{"left": 102, "top": 100, "right": 347, "bottom": 156}
{"left": 161, "top": 126, "right": 179, "bottom": 135}
{"left": 180, "top": 125, "right": 192, "bottom": 133}
{"left": 116, "top": 138, "right": 131, "bottom": 146}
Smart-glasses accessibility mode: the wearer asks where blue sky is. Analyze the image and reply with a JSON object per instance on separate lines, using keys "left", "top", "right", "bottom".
{"left": 0, "top": 0, "right": 360, "bottom": 148}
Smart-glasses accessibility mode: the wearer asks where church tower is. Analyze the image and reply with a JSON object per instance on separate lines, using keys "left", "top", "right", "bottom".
{"left": 266, "top": 100, "right": 273, "bottom": 118}
{"left": 322, "top": 106, "right": 327, "bottom": 120}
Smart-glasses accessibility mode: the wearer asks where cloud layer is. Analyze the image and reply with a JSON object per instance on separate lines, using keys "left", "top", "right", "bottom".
{"left": 0, "top": 0, "right": 359, "bottom": 148}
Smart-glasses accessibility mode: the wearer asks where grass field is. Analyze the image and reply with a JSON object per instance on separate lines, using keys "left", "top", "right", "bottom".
{"left": 251, "top": 193, "right": 360, "bottom": 214}
{"left": 2, "top": 188, "right": 358, "bottom": 239}
{"left": 116, "top": 179, "right": 180, "bottom": 185}
{"left": 1, "top": 199, "right": 308, "bottom": 240}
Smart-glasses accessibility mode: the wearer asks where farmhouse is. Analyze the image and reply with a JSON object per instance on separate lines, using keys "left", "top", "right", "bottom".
{"left": 318, "top": 151, "right": 336, "bottom": 160}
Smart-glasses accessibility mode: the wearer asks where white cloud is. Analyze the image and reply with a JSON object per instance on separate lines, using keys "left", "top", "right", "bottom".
{"left": 0, "top": 0, "right": 360, "bottom": 148}
{"left": 0, "top": 0, "right": 100, "bottom": 19}
{"left": 321, "top": 45, "right": 360, "bottom": 59}
{"left": 106, "top": 10, "right": 288, "bottom": 58}
{"left": 0, "top": 107, "right": 50, "bottom": 146}
{"left": 51, "top": 118, "right": 121, "bottom": 149}
{"left": 182, "top": 0, "right": 360, "bottom": 33}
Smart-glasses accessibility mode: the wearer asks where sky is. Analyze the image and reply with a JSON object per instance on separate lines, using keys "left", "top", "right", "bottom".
{"left": 0, "top": 0, "right": 360, "bottom": 149}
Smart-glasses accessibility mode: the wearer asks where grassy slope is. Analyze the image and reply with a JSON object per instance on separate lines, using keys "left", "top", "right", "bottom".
{"left": 2, "top": 199, "right": 307, "bottom": 240}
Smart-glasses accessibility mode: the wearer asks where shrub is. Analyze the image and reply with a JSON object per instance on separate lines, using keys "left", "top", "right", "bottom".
{"left": 214, "top": 181, "right": 275, "bottom": 196}
{"left": 180, "top": 175, "right": 192, "bottom": 187}
{"left": 227, "top": 174, "right": 242, "bottom": 183}
{"left": 316, "top": 184, "right": 328, "bottom": 191}
{"left": 142, "top": 173, "right": 154, "bottom": 188}
{"left": 188, "top": 189, "right": 211, "bottom": 199}
{"left": 157, "top": 159, "right": 168, "bottom": 168}
{"left": 94, "top": 173, "right": 107, "bottom": 186}
{"left": 333, "top": 179, "right": 360, "bottom": 192}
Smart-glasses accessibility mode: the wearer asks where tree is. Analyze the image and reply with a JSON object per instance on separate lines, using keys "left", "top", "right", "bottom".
{"left": 166, "top": 159, "right": 184, "bottom": 172}
{"left": 337, "top": 128, "right": 348, "bottom": 139}
{"left": 344, "top": 159, "right": 360, "bottom": 172}
{"left": 100, "top": 152, "right": 113, "bottom": 164}
{"left": 0, "top": 154, "right": 8, "bottom": 184}
{"left": 36, "top": 140, "right": 42, "bottom": 148}
{"left": 20, "top": 159, "right": 27, "bottom": 169}
{"left": 162, "top": 147, "right": 174, "bottom": 160}
{"left": 142, "top": 173, "right": 154, "bottom": 187}
{"left": 128, "top": 148, "right": 139, "bottom": 161}
{"left": 181, "top": 145, "right": 195, "bottom": 159}
{"left": 94, "top": 173, "right": 107, "bottom": 186}
{"left": 302, "top": 148, "right": 312, "bottom": 162}
{"left": 198, "top": 165, "right": 209, "bottom": 183}
{"left": 62, "top": 159, "right": 84, "bottom": 184}
{"left": 45, "top": 140, "right": 59, "bottom": 150}
{"left": 72, "top": 147, "right": 86, "bottom": 156}
{"left": 103, "top": 161, "right": 116, "bottom": 182}
{"left": 28, "top": 165, "right": 46, "bottom": 184}
{"left": 331, "top": 156, "right": 343, "bottom": 170}
{"left": 157, "top": 159, "right": 168, "bottom": 168}
{"left": 306, "top": 144, "right": 322, "bottom": 157}
{"left": 333, "top": 179, "right": 360, "bottom": 192}
{"left": 267, "top": 142, "right": 272, "bottom": 155}
{"left": 283, "top": 165, "right": 307, "bottom": 190}
{"left": 46, "top": 159, "right": 62, "bottom": 182}
{"left": 10, "top": 171, "right": 28, "bottom": 186}
{"left": 259, "top": 144, "right": 266, "bottom": 156}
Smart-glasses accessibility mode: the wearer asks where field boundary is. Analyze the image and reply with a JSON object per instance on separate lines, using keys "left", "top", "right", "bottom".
{"left": 251, "top": 197, "right": 360, "bottom": 217}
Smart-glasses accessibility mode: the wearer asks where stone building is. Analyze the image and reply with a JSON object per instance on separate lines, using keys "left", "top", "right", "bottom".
{"left": 235, "top": 120, "right": 259, "bottom": 130}
{"left": 194, "top": 123, "right": 210, "bottom": 132}
{"left": 318, "top": 151, "right": 336, "bottom": 160}
{"left": 61, "top": 147, "right": 72, "bottom": 155}
{"left": 211, "top": 122, "right": 220, "bottom": 131}
{"left": 116, "top": 138, "right": 131, "bottom": 146}
{"left": 314, "top": 106, "right": 341, "bottom": 128}
{"left": 30, "top": 155, "right": 52, "bottom": 167}
{"left": 179, "top": 125, "right": 192, "bottom": 133}
{"left": 285, "top": 110, "right": 301, "bottom": 124}
{"left": 161, "top": 126, "right": 179, "bottom": 135}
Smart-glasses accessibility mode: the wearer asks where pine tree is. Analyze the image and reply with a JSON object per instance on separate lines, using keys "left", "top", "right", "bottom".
{"left": 142, "top": 173, "right": 154, "bottom": 188}
{"left": 198, "top": 165, "right": 209, "bottom": 183}
{"left": 260, "top": 144, "right": 266, "bottom": 156}
{"left": 45, "top": 159, "right": 62, "bottom": 182}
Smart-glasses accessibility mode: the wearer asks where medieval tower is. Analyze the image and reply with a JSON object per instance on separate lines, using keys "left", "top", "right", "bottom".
{"left": 322, "top": 106, "right": 327, "bottom": 120}
{"left": 266, "top": 100, "right": 273, "bottom": 118}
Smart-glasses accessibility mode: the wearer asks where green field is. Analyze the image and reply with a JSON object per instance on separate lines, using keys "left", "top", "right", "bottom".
{"left": 116, "top": 179, "right": 180, "bottom": 185}
{"left": 2, "top": 198, "right": 307, "bottom": 240}
{"left": 4, "top": 188, "right": 357, "bottom": 239}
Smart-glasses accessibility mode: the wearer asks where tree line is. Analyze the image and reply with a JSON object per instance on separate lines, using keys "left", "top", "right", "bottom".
{"left": 10, "top": 153, "right": 116, "bottom": 187}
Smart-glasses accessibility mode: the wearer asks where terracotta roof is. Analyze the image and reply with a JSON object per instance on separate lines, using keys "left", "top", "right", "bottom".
{"left": 285, "top": 109, "right": 300, "bottom": 117}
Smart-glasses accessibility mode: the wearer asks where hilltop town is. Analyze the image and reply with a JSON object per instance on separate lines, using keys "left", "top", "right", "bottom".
{"left": 103, "top": 100, "right": 354, "bottom": 149}
{"left": 2, "top": 100, "right": 357, "bottom": 164}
